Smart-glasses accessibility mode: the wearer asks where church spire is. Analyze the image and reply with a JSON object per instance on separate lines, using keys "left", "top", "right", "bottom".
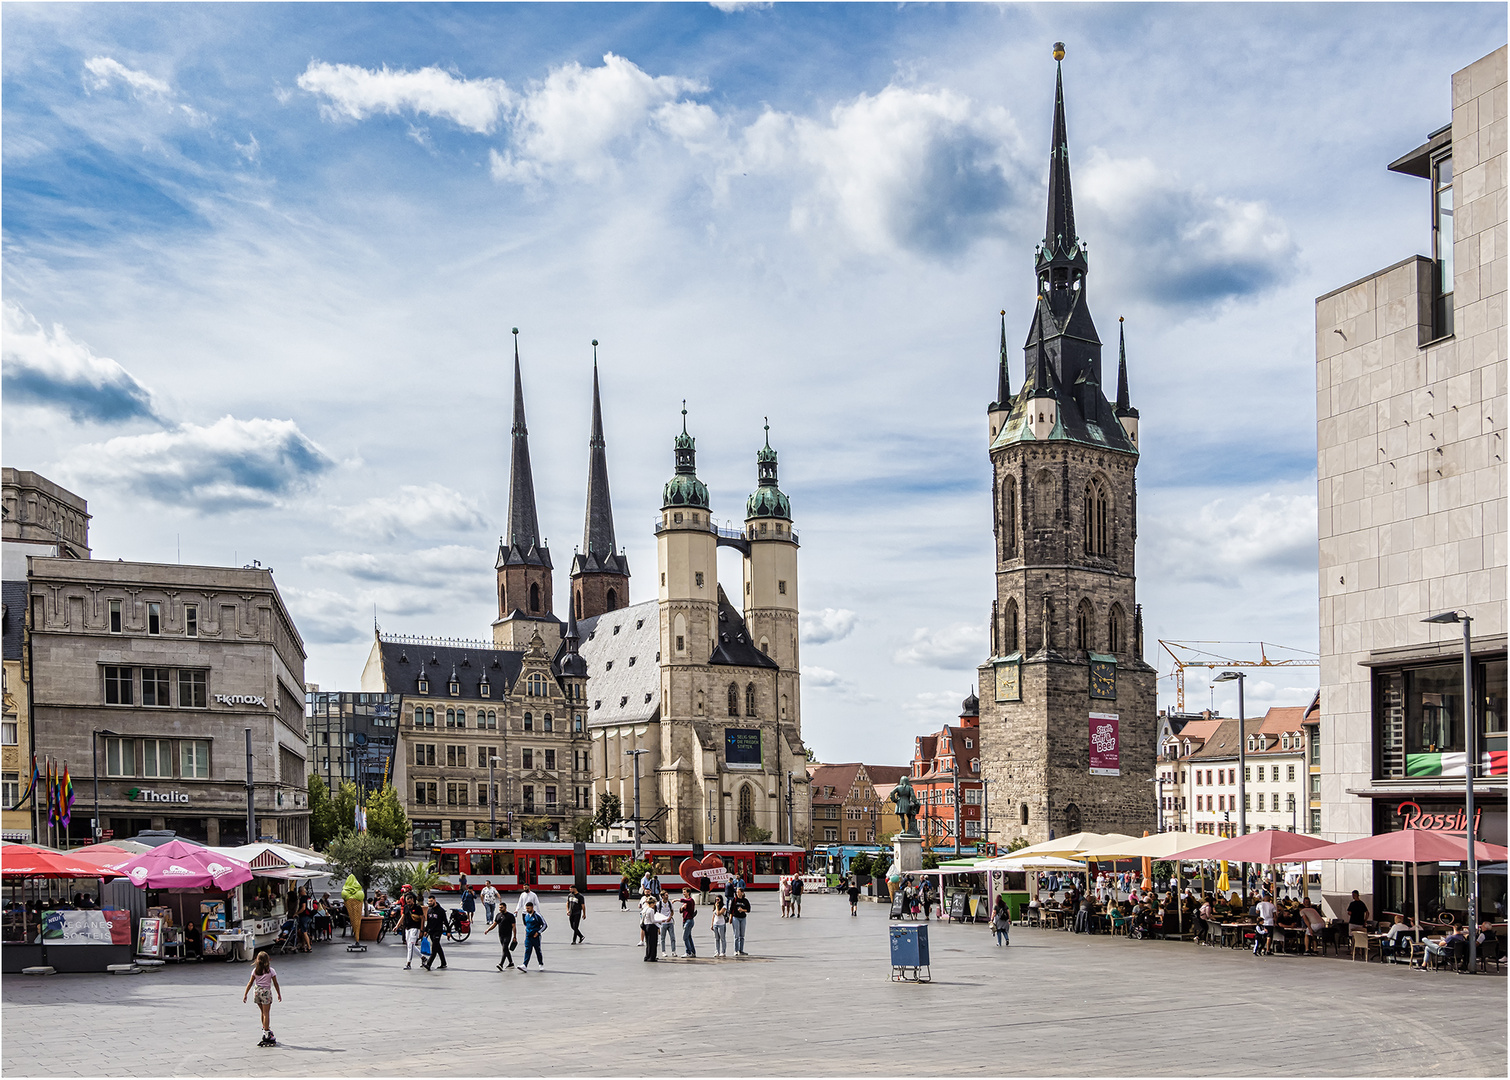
{"left": 506, "top": 328, "right": 544, "bottom": 557}
{"left": 1115, "top": 317, "right": 1133, "bottom": 414}
{"left": 995, "top": 309, "right": 1011, "bottom": 406}
{"left": 1045, "top": 42, "right": 1077, "bottom": 256}
{"left": 583, "top": 344, "right": 618, "bottom": 560}
{"left": 1035, "top": 43, "right": 1090, "bottom": 323}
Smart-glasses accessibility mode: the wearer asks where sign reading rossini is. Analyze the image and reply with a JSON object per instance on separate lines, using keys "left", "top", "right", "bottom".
{"left": 214, "top": 693, "right": 267, "bottom": 707}
{"left": 1089, "top": 713, "right": 1120, "bottom": 776}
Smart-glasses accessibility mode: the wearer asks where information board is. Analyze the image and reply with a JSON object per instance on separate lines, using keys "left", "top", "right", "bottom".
{"left": 889, "top": 892, "right": 908, "bottom": 919}
{"left": 1090, "top": 712, "right": 1121, "bottom": 776}
{"left": 725, "top": 728, "right": 762, "bottom": 769}
{"left": 137, "top": 917, "right": 163, "bottom": 958}
{"left": 948, "top": 892, "right": 969, "bottom": 921}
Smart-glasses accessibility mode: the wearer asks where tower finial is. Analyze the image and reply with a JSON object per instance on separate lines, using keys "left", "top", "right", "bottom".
{"left": 592, "top": 338, "right": 598, "bottom": 365}
{"left": 513, "top": 326, "right": 519, "bottom": 363}
{"left": 764, "top": 417, "right": 770, "bottom": 447}
{"left": 1053, "top": 41, "right": 1065, "bottom": 62}
{"left": 682, "top": 400, "right": 688, "bottom": 434}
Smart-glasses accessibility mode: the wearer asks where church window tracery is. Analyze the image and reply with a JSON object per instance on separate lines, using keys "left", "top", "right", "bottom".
{"left": 1004, "top": 598, "right": 1019, "bottom": 654}
{"left": 1076, "top": 599, "right": 1094, "bottom": 653}
{"left": 1108, "top": 604, "right": 1125, "bottom": 654}
{"left": 1084, "top": 478, "right": 1109, "bottom": 555}
{"left": 1001, "top": 479, "right": 1018, "bottom": 556}
{"left": 727, "top": 683, "right": 739, "bottom": 716}
{"left": 745, "top": 683, "right": 757, "bottom": 716}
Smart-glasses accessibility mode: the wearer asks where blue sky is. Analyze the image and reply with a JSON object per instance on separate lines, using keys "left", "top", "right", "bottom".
{"left": 3, "top": 2, "right": 1503, "bottom": 763}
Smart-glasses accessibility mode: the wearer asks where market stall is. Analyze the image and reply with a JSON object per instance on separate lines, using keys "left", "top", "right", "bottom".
{"left": 1, "top": 844, "right": 131, "bottom": 973}
{"left": 115, "top": 841, "right": 254, "bottom": 963}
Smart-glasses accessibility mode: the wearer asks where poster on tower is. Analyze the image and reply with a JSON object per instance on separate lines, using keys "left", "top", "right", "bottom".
{"left": 1089, "top": 712, "right": 1120, "bottom": 776}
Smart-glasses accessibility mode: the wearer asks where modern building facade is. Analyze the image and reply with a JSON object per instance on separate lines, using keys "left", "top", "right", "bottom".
{"left": 1315, "top": 46, "right": 1506, "bottom": 922}
{"left": 26, "top": 556, "right": 311, "bottom": 847}
{"left": 304, "top": 686, "right": 400, "bottom": 798}
{"left": 910, "top": 693, "right": 985, "bottom": 846}
{"left": 976, "top": 47, "right": 1157, "bottom": 843}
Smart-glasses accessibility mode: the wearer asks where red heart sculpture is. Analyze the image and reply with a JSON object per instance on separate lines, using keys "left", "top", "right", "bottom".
{"left": 678, "top": 854, "right": 727, "bottom": 890}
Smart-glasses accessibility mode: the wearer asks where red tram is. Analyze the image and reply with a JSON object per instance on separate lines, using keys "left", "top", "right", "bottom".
{"left": 430, "top": 841, "right": 806, "bottom": 893}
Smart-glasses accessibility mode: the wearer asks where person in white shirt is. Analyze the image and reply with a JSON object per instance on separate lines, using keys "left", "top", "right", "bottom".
{"left": 1254, "top": 895, "right": 1277, "bottom": 955}
{"left": 480, "top": 882, "right": 501, "bottom": 924}
{"left": 516, "top": 886, "right": 540, "bottom": 914}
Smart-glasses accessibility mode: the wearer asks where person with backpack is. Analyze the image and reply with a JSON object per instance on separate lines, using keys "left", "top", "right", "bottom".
{"left": 396, "top": 886, "right": 424, "bottom": 970}
{"left": 421, "top": 897, "right": 448, "bottom": 971}
{"left": 241, "top": 950, "right": 281, "bottom": 1047}
{"left": 485, "top": 899, "right": 518, "bottom": 970}
{"left": 567, "top": 885, "right": 586, "bottom": 944}
{"left": 618, "top": 878, "right": 631, "bottom": 911}
{"left": 520, "top": 901, "right": 547, "bottom": 971}
{"left": 991, "top": 893, "right": 1011, "bottom": 946}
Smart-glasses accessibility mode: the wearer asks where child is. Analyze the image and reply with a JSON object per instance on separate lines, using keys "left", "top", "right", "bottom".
{"left": 242, "top": 951, "right": 281, "bottom": 1046}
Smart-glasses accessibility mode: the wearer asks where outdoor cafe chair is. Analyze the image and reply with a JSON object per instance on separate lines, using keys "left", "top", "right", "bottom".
{"left": 1350, "top": 929, "right": 1381, "bottom": 963}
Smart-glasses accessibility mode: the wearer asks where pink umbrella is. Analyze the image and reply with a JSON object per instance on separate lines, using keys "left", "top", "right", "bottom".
{"left": 1319, "top": 831, "right": 1508, "bottom": 925}
{"left": 117, "top": 839, "right": 253, "bottom": 890}
{"left": 1178, "top": 830, "right": 1337, "bottom": 865}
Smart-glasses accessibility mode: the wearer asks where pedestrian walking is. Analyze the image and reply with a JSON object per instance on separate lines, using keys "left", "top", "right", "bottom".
{"left": 847, "top": 875, "right": 861, "bottom": 916}
{"left": 790, "top": 874, "right": 804, "bottom": 918}
{"left": 422, "top": 897, "right": 448, "bottom": 971}
{"left": 485, "top": 900, "right": 517, "bottom": 970}
{"left": 480, "top": 881, "right": 500, "bottom": 925}
{"left": 241, "top": 951, "right": 281, "bottom": 1047}
{"left": 780, "top": 875, "right": 792, "bottom": 918}
{"left": 679, "top": 888, "right": 697, "bottom": 957}
{"left": 641, "top": 894, "right": 664, "bottom": 961}
{"left": 396, "top": 885, "right": 423, "bottom": 970}
{"left": 922, "top": 879, "right": 935, "bottom": 921}
{"left": 724, "top": 873, "right": 738, "bottom": 907}
{"left": 516, "top": 884, "right": 541, "bottom": 913}
{"left": 520, "top": 901, "right": 547, "bottom": 970}
{"left": 618, "top": 878, "right": 630, "bottom": 910}
{"left": 992, "top": 893, "right": 1011, "bottom": 946}
{"left": 658, "top": 892, "right": 677, "bottom": 955}
{"left": 730, "top": 887, "right": 751, "bottom": 955}
{"left": 710, "top": 896, "right": 729, "bottom": 957}
{"left": 567, "top": 885, "right": 586, "bottom": 944}
{"left": 460, "top": 882, "right": 477, "bottom": 927}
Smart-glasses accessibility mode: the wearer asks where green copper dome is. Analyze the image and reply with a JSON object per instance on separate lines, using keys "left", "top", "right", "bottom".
{"left": 663, "top": 404, "right": 711, "bottom": 511}
{"left": 745, "top": 421, "right": 791, "bottom": 520}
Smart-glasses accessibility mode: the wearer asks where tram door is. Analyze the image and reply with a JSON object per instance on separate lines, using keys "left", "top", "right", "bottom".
{"left": 517, "top": 855, "right": 539, "bottom": 888}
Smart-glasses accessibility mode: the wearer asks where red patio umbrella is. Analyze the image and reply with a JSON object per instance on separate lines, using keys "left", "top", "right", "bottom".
{"left": 1178, "top": 830, "right": 1336, "bottom": 866}
{"left": 0, "top": 844, "right": 125, "bottom": 879}
{"left": 1318, "top": 831, "right": 1508, "bottom": 926}
{"left": 59, "top": 845, "right": 137, "bottom": 874}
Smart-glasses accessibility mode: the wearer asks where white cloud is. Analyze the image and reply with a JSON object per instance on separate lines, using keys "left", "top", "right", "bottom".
{"left": 1145, "top": 489, "right": 1318, "bottom": 588}
{"left": 296, "top": 61, "right": 513, "bottom": 134}
{"left": 495, "top": 53, "right": 703, "bottom": 181}
{"left": 303, "top": 544, "right": 490, "bottom": 587}
{"left": 801, "top": 665, "right": 845, "bottom": 689}
{"left": 83, "top": 56, "right": 171, "bottom": 99}
{"left": 800, "top": 607, "right": 858, "bottom": 644}
{"left": 336, "top": 483, "right": 487, "bottom": 540}
{"left": 61, "top": 415, "right": 334, "bottom": 511}
{"left": 1079, "top": 152, "right": 1296, "bottom": 304}
{"left": 892, "top": 623, "right": 987, "bottom": 670}
{"left": 1, "top": 301, "right": 160, "bottom": 423}
{"left": 899, "top": 689, "right": 967, "bottom": 719}
{"left": 233, "top": 133, "right": 261, "bottom": 163}
{"left": 709, "top": 1, "right": 771, "bottom": 11}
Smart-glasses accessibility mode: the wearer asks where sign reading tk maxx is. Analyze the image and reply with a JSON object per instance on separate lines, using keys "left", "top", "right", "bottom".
{"left": 725, "top": 728, "right": 762, "bottom": 769}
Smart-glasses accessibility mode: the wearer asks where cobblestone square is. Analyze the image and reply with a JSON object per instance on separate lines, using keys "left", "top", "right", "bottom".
{"left": 3, "top": 893, "right": 1505, "bottom": 1077}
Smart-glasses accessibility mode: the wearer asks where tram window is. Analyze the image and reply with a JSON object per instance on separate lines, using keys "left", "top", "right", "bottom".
{"left": 537, "top": 855, "right": 556, "bottom": 875}
{"left": 590, "top": 854, "right": 616, "bottom": 875}
{"left": 471, "top": 852, "right": 496, "bottom": 876}
{"left": 772, "top": 856, "right": 789, "bottom": 875}
{"left": 437, "top": 853, "right": 460, "bottom": 876}
{"left": 494, "top": 851, "right": 515, "bottom": 875}
{"left": 755, "top": 853, "right": 772, "bottom": 876}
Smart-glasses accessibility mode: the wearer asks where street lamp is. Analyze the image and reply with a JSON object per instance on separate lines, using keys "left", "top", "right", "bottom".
{"left": 1214, "top": 671, "right": 1248, "bottom": 904}
{"left": 1424, "top": 609, "right": 1477, "bottom": 974}
{"left": 625, "top": 748, "right": 649, "bottom": 862}
{"left": 981, "top": 777, "right": 990, "bottom": 852}
{"left": 91, "top": 729, "right": 116, "bottom": 845}
{"left": 489, "top": 755, "right": 499, "bottom": 838}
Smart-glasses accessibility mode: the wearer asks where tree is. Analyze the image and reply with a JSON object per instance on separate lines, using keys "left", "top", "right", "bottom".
{"left": 592, "top": 792, "right": 622, "bottom": 830}
{"left": 1006, "top": 836, "right": 1030, "bottom": 853}
{"left": 804, "top": 747, "right": 818, "bottom": 762}
{"left": 921, "top": 850, "right": 941, "bottom": 871}
{"left": 324, "top": 831, "right": 393, "bottom": 893}
{"left": 307, "top": 773, "right": 339, "bottom": 851}
{"left": 744, "top": 825, "right": 772, "bottom": 844}
{"left": 380, "top": 859, "right": 441, "bottom": 896}
{"left": 569, "top": 816, "right": 596, "bottom": 843}
{"left": 520, "top": 816, "right": 552, "bottom": 841}
{"left": 617, "top": 856, "right": 654, "bottom": 889}
{"left": 364, "top": 785, "right": 410, "bottom": 851}
{"left": 330, "top": 780, "right": 361, "bottom": 842}
{"left": 850, "top": 852, "right": 874, "bottom": 879}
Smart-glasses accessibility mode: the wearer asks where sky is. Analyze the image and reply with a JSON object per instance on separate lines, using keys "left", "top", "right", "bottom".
{"left": 3, "top": 2, "right": 1503, "bottom": 765}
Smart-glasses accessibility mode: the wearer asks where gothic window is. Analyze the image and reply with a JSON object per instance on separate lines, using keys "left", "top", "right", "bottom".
{"left": 1108, "top": 604, "right": 1125, "bottom": 654}
{"left": 1020, "top": 803, "right": 1029, "bottom": 826}
{"left": 1001, "top": 479, "right": 1018, "bottom": 557}
{"left": 745, "top": 683, "right": 757, "bottom": 716}
{"left": 1004, "top": 599, "right": 1019, "bottom": 654}
{"left": 1064, "top": 803, "right": 1082, "bottom": 834}
{"left": 1033, "top": 470, "right": 1056, "bottom": 527}
{"left": 500, "top": 585, "right": 507, "bottom": 613}
{"left": 574, "top": 592, "right": 582, "bottom": 619}
{"left": 1076, "top": 599, "right": 1094, "bottom": 653}
{"left": 738, "top": 784, "right": 755, "bottom": 837}
{"left": 606, "top": 588, "right": 618, "bottom": 610}
{"left": 727, "top": 683, "right": 739, "bottom": 716}
{"left": 529, "top": 582, "right": 541, "bottom": 613}
{"left": 1083, "top": 478, "right": 1109, "bottom": 556}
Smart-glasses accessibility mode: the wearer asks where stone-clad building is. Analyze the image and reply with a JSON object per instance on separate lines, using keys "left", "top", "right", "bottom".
{"left": 976, "top": 47, "right": 1157, "bottom": 843}
{"left": 1314, "top": 46, "right": 1506, "bottom": 919}
{"left": 584, "top": 416, "right": 810, "bottom": 846}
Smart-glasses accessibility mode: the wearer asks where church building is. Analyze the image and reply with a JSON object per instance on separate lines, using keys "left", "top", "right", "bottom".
{"left": 976, "top": 45, "right": 1157, "bottom": 843}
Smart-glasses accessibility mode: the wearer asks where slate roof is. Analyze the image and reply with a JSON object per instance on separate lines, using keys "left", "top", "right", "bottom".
{"left": 376, "top": 638, "right": 526, "bottom": 698}
{"left": 809, "top": 763, "right": 863, "bottom": 805}
{"left": 1187, "top": 708, "right": 1312, "bottom": 762}
{"left": 865, "top": 764, "right": 910, "bottom": 787}
{"left": 578, "top": 599, "right": 661, "bottom": 727}
{"left": 2, "top": 582, "right": 26, "bottom": 662}
{"left": 709, "top": 586, "right": 778, "bottom": 669}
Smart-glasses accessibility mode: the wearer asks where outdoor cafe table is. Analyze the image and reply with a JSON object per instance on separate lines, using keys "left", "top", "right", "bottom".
{"left": 1219, "top": 922, "right": 1256, "bottom": 948}
{"left": 1043, "top": 908, "right": 1067, "bottom": 929}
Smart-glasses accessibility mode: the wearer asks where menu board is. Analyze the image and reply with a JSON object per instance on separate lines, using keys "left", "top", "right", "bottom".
{"left": 889, "top": 892, "right": 907, "bottom": 919}
{"left": 948, "top": 892, "right": 969, "bottom": 921}
{"left": 137, "top": 917, "right": 164, "bottom": 958}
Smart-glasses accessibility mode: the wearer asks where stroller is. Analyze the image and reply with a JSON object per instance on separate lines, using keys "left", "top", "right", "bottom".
{"left": 271, "top": 918, "right": 300, "bottom": 954}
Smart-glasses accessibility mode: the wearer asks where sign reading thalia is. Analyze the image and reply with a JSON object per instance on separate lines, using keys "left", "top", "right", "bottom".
{"left": 214, "top": 693, "right": 267, "bottom": 707}
{"left": 126, "top": 787, "right": 190, "bottom": 804}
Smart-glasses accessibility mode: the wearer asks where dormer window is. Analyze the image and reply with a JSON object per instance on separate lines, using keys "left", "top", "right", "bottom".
{"left": 418, "top": 678, "right": 429, "bottom": 694}
{"left": 613, "top": 624, "right": 621, "bottom": 635}
{"left": 449, "top": 680, "right": 460, "bottom": 697}
{"left": 480, "top": 683, "right": 490, "bottom": 698}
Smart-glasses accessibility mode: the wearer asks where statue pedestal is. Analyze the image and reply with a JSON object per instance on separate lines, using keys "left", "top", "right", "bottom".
{"left": 893, "top": 833, "right": 923, "bottom": 875}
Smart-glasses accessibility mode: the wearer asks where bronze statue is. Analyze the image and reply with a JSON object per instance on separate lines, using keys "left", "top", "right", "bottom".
{"left": 890, "top": 775, "right": 921, "bottom": 837}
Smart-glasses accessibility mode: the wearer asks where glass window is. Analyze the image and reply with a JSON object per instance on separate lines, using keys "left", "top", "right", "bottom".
{"left": 104, "top": 666, "right": 133, "bottom": 705}
{"left": 178, "top": 670, "right": 207, "bottom": 708}
{"left": 105, "top": 737, "right": 135, "bottom": 777}
{"left": 1433, "top": 153, "right": 1454, "bottom": 336}
{"left": 522, "top": 748, "right": 533, "bottom": 768}
{"left": 544, "top": 785, "right": 557, "bottom": 807}
{"left": 141, "top": 739, "right": 171, "bottom": 778}
{"left": 147, "top": 602, "right": 162, "bottom": 636}
{"left": 522, "top": 785, "right": 535, "bottom": 811}
{"left": 184, "top": 604, "right": 198, "bottom": 637}
{"left": 141, "top": 668, "right": 171, "bottom": 707}
{"left": 2, "top": 771, "right": 18, "bottom": 809}
{"left": 1309, "top": 808, "right": 1322, "bottom": 834}
{"left": 2, "top": 721, "right": 17, "bottom": 746}
{"left": 544, "top": 749, "right": 556, "bottom": 771}
{"left": 181, "top": 740, "right": 209, "bottom": 779}
{"left": 415, "top": 781, "right": 427, "bottom": 805}
{"left": 446, "top": 709, "right": 456, "bottom": 728}
{"left": 109, "top": 600, "right": 122, "bottom": 634}
{"left": 524, "top": 713, "right": 533, "bottom": 731}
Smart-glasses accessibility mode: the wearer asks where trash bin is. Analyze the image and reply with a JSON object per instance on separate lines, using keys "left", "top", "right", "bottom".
{"left": 889, "top": 924, "right": 931, "bottom": 982}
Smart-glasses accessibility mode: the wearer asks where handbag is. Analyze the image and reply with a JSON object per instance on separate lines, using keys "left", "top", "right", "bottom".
{"left": 419, "top": 935, "right": 432, "bottom": 957}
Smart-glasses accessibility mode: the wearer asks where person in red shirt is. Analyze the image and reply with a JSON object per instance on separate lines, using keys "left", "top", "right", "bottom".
{"left": 679, "top": 888, "right": 698, "bottom": 958}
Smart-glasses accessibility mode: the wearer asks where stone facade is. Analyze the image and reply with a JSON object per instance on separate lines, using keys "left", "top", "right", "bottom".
{"left": 2, "top": 468, "right": 90, "bottom": 560}
{"left": 25, "top": 557, "right": 310, "bottom": 847}
{"left": 2, "top": 583, "right": 32, "bottom": 840}
{"left": 808, "top": 762, "right": 886, "bottom": 845}
{"left": 1315, "top": 47, "right": 1508, "bottom": 908}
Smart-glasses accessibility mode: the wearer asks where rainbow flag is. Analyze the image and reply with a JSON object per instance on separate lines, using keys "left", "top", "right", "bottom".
{"left": 45, "top": 759, "right": 56, "bottom": 826}
{"left": 60, "top": 762, "right": 75, "bottom": 828}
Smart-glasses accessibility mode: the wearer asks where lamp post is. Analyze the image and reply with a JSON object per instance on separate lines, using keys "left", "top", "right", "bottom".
{"left": 1214, "top": 671, "right": 1247, "bottom": 905}
{"left": 489, "top": 755, "right": 498, "bottom": 838}
{"left": 625, "top": 748, "right": 649, "bottom": 862}
{"left": 981, "top": 777, "right": 990, "bottom": 852}
{"left": 785, "top": 772, "right": 795, "bottom": 847}
{"left": 1424, "top": 609, "right": 1477, "bottom": 974}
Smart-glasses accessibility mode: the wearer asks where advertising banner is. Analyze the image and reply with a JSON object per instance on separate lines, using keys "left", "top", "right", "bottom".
{"left": 40, "top": 909, "right": 131, "bottom": 945}
{"left": 725, "top": 728, "right": 762, "bottom": 769}
{"left": 1089, "top": 712, "right": 1120, "bottom": 776}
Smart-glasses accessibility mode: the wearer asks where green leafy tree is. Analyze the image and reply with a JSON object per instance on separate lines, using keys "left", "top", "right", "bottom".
{"left": 330, "top": 780, "right": 361, "bottom": 842}
{"left": 592, "top": 792, "right": 622, "bottom": 830}
{"left": 307, "top": 773, "right": 339, "bottom": 851}
{"left": 850, "top": 852, "right": 874, "bottom": 878}
{"left": 744, "top": 825, "right": 772, "bottom": 843}
{"left": 871, "top": 849, "right": 893, "bottom": 877}
{"left": 618, "top": 857, "right": 654, "bottom": 890}
{"left": 1006, "top": 836, "right": 1030, "bottom": 853}
{"left": 569, "top": 816, "right": 596, "bottom": 843}
{"left": 324, "top": 831, "right": 393, "bottom": 893}
{"left": 380, "top": 859, "right": 442, "bottom": 896}
{"left": 921, "top": 850, "right": 941, "bottom": 871}
{"left": 520, "top": 815, "right": 553, "bottom": 841}
{"left": 364, "top": 784, "right": 410, "bottom": 850}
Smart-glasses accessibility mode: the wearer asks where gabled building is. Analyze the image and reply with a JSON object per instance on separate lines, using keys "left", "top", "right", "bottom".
{"left": 808, "top": 762, "right": 886, "bottom": 845}
{"left": 911, "top": 692, "right": 985, "bottom": 846}
{"left": 1182, "top": 702, "right": 1317, "bottom": 839}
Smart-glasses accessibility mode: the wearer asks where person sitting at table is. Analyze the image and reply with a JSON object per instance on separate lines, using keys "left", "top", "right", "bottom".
{"left": 1423, "top": 926, "right": 1469, "bottom": 970}
{"left": 1379, "top": 914, "right": 1416, "bottom": 964}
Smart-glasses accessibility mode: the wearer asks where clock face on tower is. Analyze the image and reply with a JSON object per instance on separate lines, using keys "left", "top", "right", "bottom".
{"left": 996, "top": 660, "right": 1021, "bottom": 703}
{"left": 1089, "top": 659, "right": 1117, "bottom": 700}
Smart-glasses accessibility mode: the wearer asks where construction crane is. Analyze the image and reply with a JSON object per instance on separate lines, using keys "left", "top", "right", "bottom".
{"left": 1159, "top": 640, "right": 1320, "bottom": 712}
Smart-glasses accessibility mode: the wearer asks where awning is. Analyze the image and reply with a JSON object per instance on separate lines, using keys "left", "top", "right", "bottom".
{"left": 248, "top": 866, "right": 325, "bottom": 881}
